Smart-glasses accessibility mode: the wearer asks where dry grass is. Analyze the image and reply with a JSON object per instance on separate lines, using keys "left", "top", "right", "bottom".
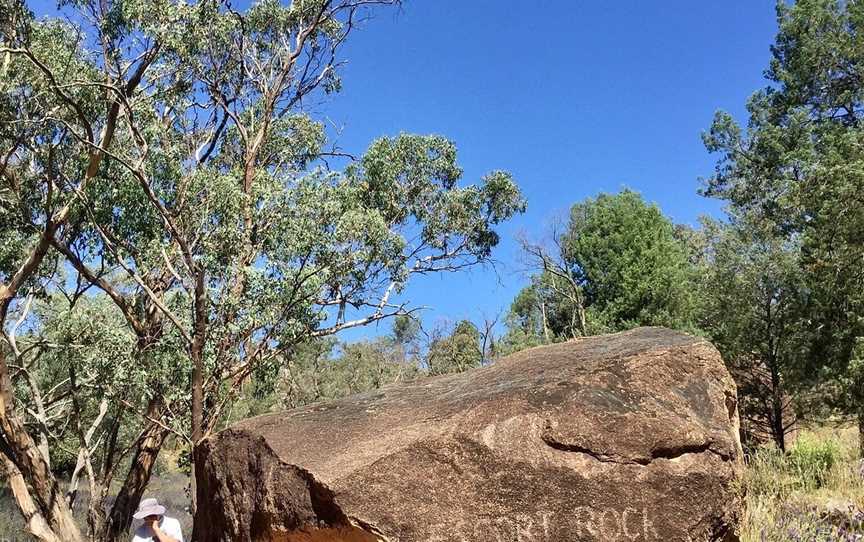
{"left": 740, "top": 425, "right": 864, "bottom": 541}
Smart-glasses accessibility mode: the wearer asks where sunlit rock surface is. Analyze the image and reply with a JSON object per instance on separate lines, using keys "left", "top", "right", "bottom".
{"left": 194, "top": 327, "right": 743, "bottom": 541}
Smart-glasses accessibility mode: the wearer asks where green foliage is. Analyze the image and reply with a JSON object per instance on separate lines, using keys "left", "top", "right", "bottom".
{"left": 427, "top": 320, "right": 483, "bottom": 376}
{"left": 787, "top": 435, "right": 842, "bottom": 490}
{"left": 498, "top": 272, "right": 578, "bottom": 355}
{"left": 563, "top": 190, "right": 697, "bottom": 332}
{"left": 0, "top": 7, "right": 94, "bottom": 289}
{"left": 7, "top": 293, "right": 176, "bottom": 475}
{"left": 392, "top": 314, "right": 420, "bottom": 346}
{"left": 2, "top": 0, "right": 524, "bottom": 448}
{"left": 745, "top": 432, "right": 844, "bottom": 499}
{"left": 497, "top": 284, "right": 551, "bottom": 355}
{"left": 496, "top": 322, "right": 547, "bottom": 358}
{"left": 508, "top": 282, "right": 546, "bottom": 338}
{"left": 500, "top": 190, "right": 699, "bottom": 361}
{"left": 277, "top": 338, "right": 339, "bottom": 410}
{"left": 278, "top": 317, "right": 425, "bottom": 410}
{"left": 504, "top": 190, "right": 698, "bottom": 354}
{"left": 274, "top": 315, "right": 487, "bottom": 408}
{"left": 745, "top": 445, "right": 796, "bottom": 499}
{"left": 339, "top": 339, "right": 414, "bottom": 392}
{"left": 697, "top": 215, "right": 807, "bottom": 449}
{"left": 703, "top": 0, "right": 864, "bottom": 436}
{"left": 741, "top": 426, "right": 864, "bottom": 542}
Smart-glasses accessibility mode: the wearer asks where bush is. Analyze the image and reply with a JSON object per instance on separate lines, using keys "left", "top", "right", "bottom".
{"left": 745, "top": 434, "right": 842, "bottom": 500}
{"left": 741, "top": 426, "right": 864, "bottom": 542}
{"left": 787, "top": 435, "right": 841, "bottom": 490}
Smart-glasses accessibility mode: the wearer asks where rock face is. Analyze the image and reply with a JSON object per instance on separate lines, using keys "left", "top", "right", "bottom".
{"left": 194, "top": 327, "right": 744, "bottom": 542}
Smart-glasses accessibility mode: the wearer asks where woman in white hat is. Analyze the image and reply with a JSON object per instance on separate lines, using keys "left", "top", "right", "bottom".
{"left": 131, "top": 497, "right": 184, "bottom": 542}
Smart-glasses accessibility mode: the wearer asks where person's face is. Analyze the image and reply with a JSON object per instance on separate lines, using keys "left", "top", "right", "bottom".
{"left": 145, "top": 514, "right": 161, "bottom": 524}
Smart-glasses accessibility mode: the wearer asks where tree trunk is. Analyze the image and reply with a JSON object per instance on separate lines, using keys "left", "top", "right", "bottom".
{"left": 577, "top": 304, "right": 587, "bottom": 337}
{"left": 191, "top": 346, "right": 204, "bottom": 445}
{"left": 0, "top": 349, "right": 84, "bottom": 542}
{"left": 769, "top": 365, "right": 786, "bottom": 453}
{"left": 2, "top": 456, "right": 63, "bottom": 542}
{"left": 189, "top": 270, "right": 209, "bottom": 518}
{"left": 540, "top": 301, "right": 550, "bottom": 342}
{"left": 858, "top": 410, "right": 864, "bottom": 460}
{"left": 99, "top": 399, "right": 169, "bottom": 542}
{"left": 189, "top": 338, "right": 204, "bottom": 519}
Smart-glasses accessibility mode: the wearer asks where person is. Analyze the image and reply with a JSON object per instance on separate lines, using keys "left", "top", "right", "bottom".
{"left": 130, "top": 497, "right": 184, "bottom": 542}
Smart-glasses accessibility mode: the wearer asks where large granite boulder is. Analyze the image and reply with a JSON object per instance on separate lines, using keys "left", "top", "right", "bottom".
{"left": 194, "top": 327, "right": 744, "bottom": 541}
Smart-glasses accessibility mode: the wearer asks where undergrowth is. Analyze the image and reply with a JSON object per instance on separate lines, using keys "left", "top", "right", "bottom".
{"left": 741, "top": 426, "right": 864, "bottom": 541}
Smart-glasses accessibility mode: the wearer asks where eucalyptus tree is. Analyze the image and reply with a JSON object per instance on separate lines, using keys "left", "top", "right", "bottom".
{"left": 1, "top": 0, "right": 154, "bottom": 538}
{"left": 517, "top": 225, "right": 589, "bottom": 340}
{"left": 277, "top": 317, "right": 421, "bottom": 412}
{"left": 426, "top": 320, "right": 483, "bottom": 376}
{"left": 1, "top": 1, "right": 524, "bottom": 540}
{"left": 495, "top": 272, "right": 578, "bottom": 358}
{"left": 2, "top": 294, "right": 159, "bottom": 540}
{"left": 703, "top": 0, "right": 864, "bottom": 452}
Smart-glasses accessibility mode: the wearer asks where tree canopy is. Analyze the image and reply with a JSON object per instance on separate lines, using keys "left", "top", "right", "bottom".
{"left": 506, "top": 190, "right": 698, "bottom": 350}
{"left": 0, "top": 1, "right": 524, "bottom": 539}
{"left": 703, "top": 0, "right": 864, "bottom": 448}
{"left": 563, "top": 190, "right": 697, "bottom": 332}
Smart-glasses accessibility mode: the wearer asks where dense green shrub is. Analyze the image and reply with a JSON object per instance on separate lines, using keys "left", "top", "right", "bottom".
{"left": 787, "top": 435, "right": 842, "bottom": 490}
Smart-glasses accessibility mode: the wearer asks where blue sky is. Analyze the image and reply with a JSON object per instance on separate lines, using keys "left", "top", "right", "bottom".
{"left": 28, "top": 0, "right": 780, "bottom": 338}
{"left": 319, "top": 0, "right": 779, "bottom": 335}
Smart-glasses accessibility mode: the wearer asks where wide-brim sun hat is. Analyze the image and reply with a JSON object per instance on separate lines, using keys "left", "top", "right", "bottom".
{"left": 133, "top": 497, "right": 167, "bottom": 519}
